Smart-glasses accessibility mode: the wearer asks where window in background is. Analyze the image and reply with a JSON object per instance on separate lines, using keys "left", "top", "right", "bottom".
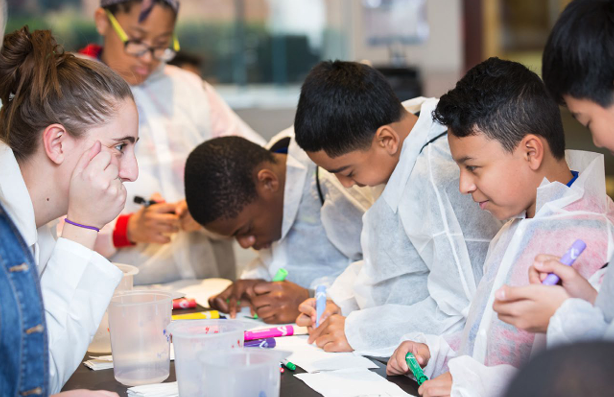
{"left": 6, "top": 0, "right": 350, "bottom": 86}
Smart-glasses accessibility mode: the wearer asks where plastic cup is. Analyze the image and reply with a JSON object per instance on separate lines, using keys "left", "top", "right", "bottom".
{"left": 200, "top": 350, "right": 289, "bottom": 397}
{"left": 108, "top": 290, "right": 172, "bottom": 386}
{"left": 88, "top": 263, "right": 139, "bottom": 353}
{"left": 168, "top": 319, "right": 245, "bottom": 397}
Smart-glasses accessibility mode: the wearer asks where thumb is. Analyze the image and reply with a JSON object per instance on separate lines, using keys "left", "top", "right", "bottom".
{"left": 74, "top": 141, "right": 101, "bottom": 175}
{"left": 494, "top": 284, "right": 534, "bottom": 302}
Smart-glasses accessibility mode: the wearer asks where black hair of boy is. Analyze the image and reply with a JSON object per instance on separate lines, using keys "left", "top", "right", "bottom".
{"left": 542, "top": 0, "right": 614, "bottom": 107}
{"left": 294, "top": 60, "right": 404, "bottom": 158}
{"left": 184, "top": 136, "right": 277, "bottom": 225}
{"left": 504, "top": 341, "right": 614, "bottom": 397}
{"left": 433, "top": 57, "right": 566, "bottom": 160}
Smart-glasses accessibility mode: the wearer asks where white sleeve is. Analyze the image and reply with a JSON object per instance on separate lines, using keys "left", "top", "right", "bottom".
{"left": 344, "top": 297, "right": 465, "bottom": 356}
{"left": 448, "top": 356, "right": 517, "bottom": 397}
{"left": 328, "top": 260, "right": 363, "bottom": 316}
{"left": 547, "top": 298, "right": 610, "bottom": 348}
{"left": 40, "top": 238, "right": 122, "bottom": 393}
{"left": 400, "top": 332, "right": 459, "bottom": 380}
{"left": 203, "top": 82, "right": 266, "bottom": 145}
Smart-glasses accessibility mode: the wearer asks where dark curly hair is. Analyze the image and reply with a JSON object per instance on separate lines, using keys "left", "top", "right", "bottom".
{"left": 184, "top": 136, "right": 277, "bottom": 226}
{"left": 433, "top": 57, "right": 565, "bottom": 159}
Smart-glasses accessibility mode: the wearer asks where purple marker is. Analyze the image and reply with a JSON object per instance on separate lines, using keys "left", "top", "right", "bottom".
{"left": 542, "top": 239, "right": 586, "bottom": 286}
{"left": 244, "top": 338, "right": 276, "bottom": 348}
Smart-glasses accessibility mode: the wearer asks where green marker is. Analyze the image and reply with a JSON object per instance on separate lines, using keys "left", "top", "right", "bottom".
{"left": 272, "top": 268, "right": 288, "bottom": 282}
{"left": 281, "top": 358, "right": 296, "bottom": 371}
{"left": 405, "top": 352, "right": 428, "bottom": 385}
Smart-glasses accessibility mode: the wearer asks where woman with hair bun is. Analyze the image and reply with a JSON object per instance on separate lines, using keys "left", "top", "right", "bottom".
{"left": 0, "top": 25, "right": 139, "bottom": 393}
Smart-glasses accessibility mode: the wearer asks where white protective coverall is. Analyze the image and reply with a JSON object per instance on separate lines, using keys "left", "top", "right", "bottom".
{"left": 328, "top": 97, "right": 503, "bottom": 354}
{"left": 94, "top": 64, "right": 265, "bottom": 284}
{"left": 547, "top": 256, "right": 614, "bottom": 347}
{"left": 241, "top": 130, "right": 374, "bottom": 289}
{"left": 0, "top": 143, "right": 123, "bottom": 393}
{"left": 401, "top": 150, "right": 614, "bottom": 397}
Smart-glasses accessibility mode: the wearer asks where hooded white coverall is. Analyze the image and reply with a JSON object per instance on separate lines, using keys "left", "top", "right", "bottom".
{"left": 328, "top": 97, "right": 503, "bottom": 354}
{"left": 95, "top": 64, "right": 265, "bottom": 284}
{"left": 401, "top": 151, "right": 614, "bottom": 397}
{"left": 241, "top": 130, "right": 374, "bottom": 289}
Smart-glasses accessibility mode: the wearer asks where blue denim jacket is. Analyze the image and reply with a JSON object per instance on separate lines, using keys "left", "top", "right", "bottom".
{"left": 0, "top": 203, "right": 49, "bottom": 397}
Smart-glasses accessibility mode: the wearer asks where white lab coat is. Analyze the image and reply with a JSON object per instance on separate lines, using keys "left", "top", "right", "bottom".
{"left": 402, "top": 150, "right": 614, "bottom": 397}
{"left": 0, "top": 143, "right": 122, "bottom": 394}
{"left": 241, "top": 130, "right": 374, "bottom": 289}
{"left": 94, "top": 64, "right": 265, "bottom": 284}
{"left": 547, "top": 256, "right": 614, "bottom": 347}
{"left": 328, "top": 97, "right": 503, "bottom": 354}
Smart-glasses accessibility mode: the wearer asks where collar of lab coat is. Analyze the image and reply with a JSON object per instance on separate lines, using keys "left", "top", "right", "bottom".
{"left": 280, "top": 136, "right": 310, "bottom": 241}
{"left": 534, "top": 150, "right": 607, "bottom": 217}
{"left": 382, "top": 97, "right": 447, "bottom": 213}
{"left": 0, "top": 142, "right": 37, "bottom": 248}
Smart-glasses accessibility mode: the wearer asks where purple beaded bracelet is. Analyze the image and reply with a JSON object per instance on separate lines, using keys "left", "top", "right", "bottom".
{"left": 64, "top": 218, "right": 100, "bottom": 232}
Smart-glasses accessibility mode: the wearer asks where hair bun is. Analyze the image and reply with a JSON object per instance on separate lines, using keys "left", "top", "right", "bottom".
{"left": 0, "top": 26, "right": 64, "bottom": 106}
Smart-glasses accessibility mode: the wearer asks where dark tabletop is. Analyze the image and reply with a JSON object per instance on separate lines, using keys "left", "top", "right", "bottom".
{"left": 62, "top": 306, "right": 420, "bottom": 396}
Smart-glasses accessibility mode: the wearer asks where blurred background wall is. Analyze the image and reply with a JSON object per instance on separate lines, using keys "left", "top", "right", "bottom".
{"left": 8, "top": 0, "right": 611, "bottom": 193}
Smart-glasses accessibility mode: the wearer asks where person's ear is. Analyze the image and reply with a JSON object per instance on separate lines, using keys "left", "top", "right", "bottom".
{"left": 522, "top": 134, "right": 545, "bottom": 171}
{"left": 255, "top": 168, "right": 280, "bottom": 198}
{"left": 94, "top": 8, "right": 110, "bottom": 36}
{"left": 374, "top": 125, "right": 401, "bottom": 156}
{"left": 42, "top": 124, "right": 71, "bottom": 165}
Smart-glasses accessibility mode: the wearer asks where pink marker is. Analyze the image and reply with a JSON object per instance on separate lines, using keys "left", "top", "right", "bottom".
{"left": 244, "top": 325, "right": 295, "bottom": 341}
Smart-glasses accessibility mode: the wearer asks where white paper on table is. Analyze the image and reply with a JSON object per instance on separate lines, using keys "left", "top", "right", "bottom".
{"left": 274, "top": 335, "right": 377, "bottom": 373}
{"left": 295, "top": 368, "right": 415, "bottom": 397}
{"left": 127, "top": 381, "right": 178, "bottom": 397}
{"left": 84, "top": 345, "right": 175, "bottom": 371}
{"left": 136, "top": 278, "right": 232, "bottom": 308}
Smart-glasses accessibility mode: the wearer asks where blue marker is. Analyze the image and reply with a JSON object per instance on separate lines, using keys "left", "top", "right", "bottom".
{"left": 542, "top": 239, "right": 586, "bottom": 286}
{"left": 315, "top": 285, "right": 327, "bottom": 327}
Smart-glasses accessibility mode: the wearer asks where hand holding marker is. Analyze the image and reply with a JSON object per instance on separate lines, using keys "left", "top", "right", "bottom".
{"left": 406, "top": 353, "right": 428, "bottom": 385}
{"left": 315, "top": 285, "right": 327, "bottom": 327}
{"left": 542, "top": 239, "right": 586, "bottom": 286}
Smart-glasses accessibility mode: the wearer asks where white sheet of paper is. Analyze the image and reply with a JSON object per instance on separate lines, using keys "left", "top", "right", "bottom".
{"left": 127, "top": 381, "right": 178, "bottom": 397}
{"left": 274, "top": 335, "right": 378, "bottom": 373}
{"left": 295, "top": 369, "right": 415, "bottom": 397}
{"left": 136, "top": 278, "right": 232, "bottom": 308}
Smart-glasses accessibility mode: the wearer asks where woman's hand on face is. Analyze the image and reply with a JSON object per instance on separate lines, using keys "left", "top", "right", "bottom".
{"left": 67, "top": 141, "right": 127, "bottom": 229}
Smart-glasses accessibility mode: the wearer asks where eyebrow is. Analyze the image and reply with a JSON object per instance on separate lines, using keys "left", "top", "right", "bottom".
{"left": 114, "top": 136, "right": 139, "bottom": 144}
{"left": 454, "top": 156, "right": 473, "bottom": 164}
{"left": 325, "top": 165, "right": 351, "bottom": 174}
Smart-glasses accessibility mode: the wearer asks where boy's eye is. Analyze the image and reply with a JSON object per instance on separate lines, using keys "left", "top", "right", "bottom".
{"left": 466, "top": 165, "right": 477, "bottom": 172}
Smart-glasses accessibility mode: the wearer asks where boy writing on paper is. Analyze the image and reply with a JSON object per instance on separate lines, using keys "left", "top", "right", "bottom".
{"left": 386, "top": 57, "right": 614, "bottom": 397}
{"left": 493, "top": 0, "right": 614, "bottom": 349}
{"left": 294, "top": 61, "right": 502, "bottom": 353}
{"left": 184, "top": 133, "right": 372, "bottom": 324}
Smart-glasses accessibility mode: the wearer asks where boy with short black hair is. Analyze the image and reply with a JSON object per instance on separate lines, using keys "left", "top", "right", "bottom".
{"left": 493, "top": 0, "right": 614, "bottom": 348}
{"left": 184, "top": 134, "right": 372, "bottom": 324}
{"left": 294, "top": 60, "right": 502, "bottom": 354}
{"left": 386, "top": 57, "right": 614, "bottom": 397}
